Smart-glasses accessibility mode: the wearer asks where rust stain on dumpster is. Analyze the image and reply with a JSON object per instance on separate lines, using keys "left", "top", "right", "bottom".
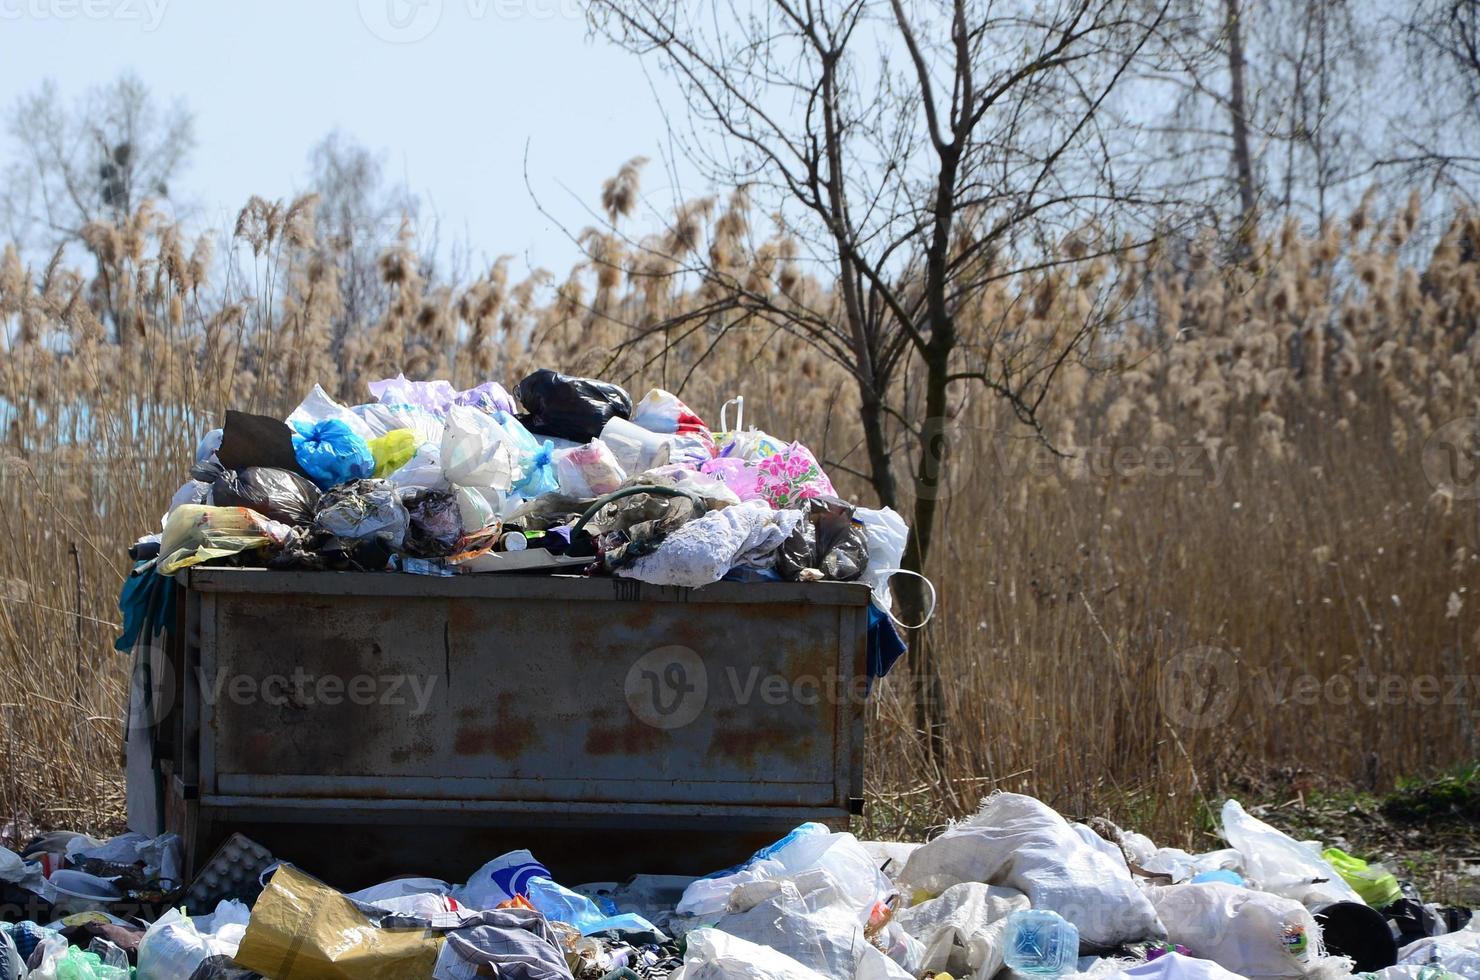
{"left": 584, "top": 721, "right": 665, "bottom": 756}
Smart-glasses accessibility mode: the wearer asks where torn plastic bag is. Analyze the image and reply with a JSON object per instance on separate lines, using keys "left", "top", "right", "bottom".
{"left": 313, "top": 479, "right": 409, "bottom": 550}
{"left": 368, "top": 429, "right": 418, "bottom": 479}
{"left": 368, "top": 373, "right": 517, "bottom": 417}
{"left": 291, "top": 418, "right": 376, "bottom": 490}
{"left": 216, "top": 411, "right": 311, "bottom": 477}
{"left": 401, "top": 488, "right": 464, "bottom": 558}
{"left": 553, "top": 439, "right": 626, "bottom": 498}
{"left": 233, "top": 864, "right": 443, "bottom": 980}
{"left": 898, "top": 793, "right": 1164, "bottom": 948}
{"left": 210, "top": 467, "right": 320, "bottom": 526}
{"left": 615, "top": 499, "right": 798, "bottom": 587}
{"left": 159, "top": 505, "right": 292, "bottom": 576}
{"left": 514, "top": 369, "right": 633, "bottom": 442}
{"left": 288, "top": 383, "right": 375, "bottom": 443}
{"left": 895, "top": 882, "right": 1029, "bottom": 980}
{"left": 777, "top": 497, "right": 869, "bottom": 583}
{"left": 1219, "top": 800, "right": 1363, "bottom": 907}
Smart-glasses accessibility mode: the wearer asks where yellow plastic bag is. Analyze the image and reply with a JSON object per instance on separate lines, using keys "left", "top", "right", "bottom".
{"left": 233, "top": 864, "right": 443, "bottom": 980}
{"left": 368, "top": 429, "right": 417, "bottom": 479}
{"left": 158, "top": 505, "right": 290, "bottom": 576}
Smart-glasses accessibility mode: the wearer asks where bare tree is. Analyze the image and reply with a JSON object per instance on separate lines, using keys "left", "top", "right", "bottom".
{"left": 1, "top": 73, "right": 194, "bottom": 253}
{"left": 307, "top": 130, "right": 425, "bottom": 357}
{"left": 584, "top": 0, "right": 1176, "bottom": 755}
{"left": 1394, "top": 0, "right": 1480, "bottom": 195}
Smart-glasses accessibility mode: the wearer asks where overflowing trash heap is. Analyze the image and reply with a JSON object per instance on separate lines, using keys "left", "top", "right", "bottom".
{"left": 1, "top": 794, "right": 1476, "bottom": 979}
{"left": 117, "top": 370, "right": 918, "bottom": 661}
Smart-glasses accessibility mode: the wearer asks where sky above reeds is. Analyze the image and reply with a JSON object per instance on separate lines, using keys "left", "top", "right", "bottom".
{"left": 0, "top": 0, "right": 695, "bottom": 271}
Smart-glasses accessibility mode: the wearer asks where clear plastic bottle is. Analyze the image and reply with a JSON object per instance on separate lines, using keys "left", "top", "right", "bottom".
{"left": 1003, "top": 908, "right": 1080, "bottom": 976}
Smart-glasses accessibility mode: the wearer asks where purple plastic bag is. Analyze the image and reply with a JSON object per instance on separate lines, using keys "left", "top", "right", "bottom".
{"left": 368, "top": 374, "right": 517, "bottom": 417}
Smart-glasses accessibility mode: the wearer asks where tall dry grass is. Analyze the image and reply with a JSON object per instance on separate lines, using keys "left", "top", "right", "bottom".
{"left": 0, "top": 181, "right": 1476, "bottom": 848}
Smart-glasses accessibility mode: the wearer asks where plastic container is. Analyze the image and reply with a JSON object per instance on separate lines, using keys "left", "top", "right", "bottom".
{"left": 1311, "top": 901, "right": 1397, "bottom": 973}
{"left": 48, "top": 870, "right": 123, "bottom": 915}
{"left": 1003, "top": 908, "right": 1080, "bottom": 976}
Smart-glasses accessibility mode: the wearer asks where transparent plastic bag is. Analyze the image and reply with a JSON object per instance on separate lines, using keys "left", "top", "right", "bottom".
{"left": 210, "top": 467, "right": 320, "bottom": 526}
{"left": 1220, "top": 800, "right": 1363, "bottom": 906}
{"left": 314, "top": 480, "right": 409, "bottom": 550}
{"left": 159, "top": 505, "right": 293, "bottom": 576}
{"left": 553, "top": 440, "right": 627, "bottom": 498}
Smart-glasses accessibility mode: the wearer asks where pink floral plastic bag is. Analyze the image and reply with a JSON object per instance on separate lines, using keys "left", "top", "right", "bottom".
{"left": 753, "top": 442, "right": 835, "bottom": 509}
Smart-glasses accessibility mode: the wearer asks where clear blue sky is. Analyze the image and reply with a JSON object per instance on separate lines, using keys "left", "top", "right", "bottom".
{"left": 0, "top": 0, "right": 694, "bottom": 275}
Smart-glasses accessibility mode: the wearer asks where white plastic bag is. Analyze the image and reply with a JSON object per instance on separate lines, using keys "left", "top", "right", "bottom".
{"left": 441, "top": 405, "right": 519, "bottom": 492}
{"left": 453, "top": 849, "right": 552, "bottom": 910}
{"left": 898, "top": 793, "right": 1163, "bottom": 947}
{"left": 678, "top": 828, "right": 891, "bottom": 921}
{"left": 288, "top": 383, "right": 375, "bottom": 443}
{"left": 1398, "top": 918, "right": 1480, "bottom": 976}
{"left": 895, "top": 882, "right": 1029, "bottom": 980}
{"left": 713, "top": 868, "right": 908, "bottom": 980}
{"left": 1148, "top": 882, "right": 1324, "bottom": 979}
{"left": 1219, "top": 800, "right": 1363, "bottom": 906}
{"left": 136, "top": 904, "right": 242, "bottom": 980}
{"left": 855, "top": 507, "right": 907, "bottom": 609}
{"left": 682, "top": 927, "right": 830, "bottom": 980}
{"left": 1102, "top": 951, "right": 1248, "bottom": 980}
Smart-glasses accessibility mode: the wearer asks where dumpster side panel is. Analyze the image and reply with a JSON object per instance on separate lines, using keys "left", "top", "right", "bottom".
{"left": 200, "top": 585, "right": 862, "bottom": 809}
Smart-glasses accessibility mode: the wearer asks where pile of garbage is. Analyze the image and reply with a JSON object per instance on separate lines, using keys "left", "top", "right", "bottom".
{"left": 2, "top": 794, "right": 1475, "bottom": 980}
{"left": 118, "top": 371, "right": 924, "bottom": 665}
{"left": 2, "top": 799, "right": 1480, "bottom": 980}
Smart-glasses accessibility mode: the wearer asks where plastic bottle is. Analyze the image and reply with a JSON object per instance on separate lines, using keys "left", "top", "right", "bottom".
{"left": 1003, "top": 909, "right": 1080, "bottom": 976}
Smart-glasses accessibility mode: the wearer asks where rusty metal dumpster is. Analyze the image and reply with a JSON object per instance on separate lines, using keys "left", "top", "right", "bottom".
{"left": 160, "top": 568, "right": 868, "bottom": 888}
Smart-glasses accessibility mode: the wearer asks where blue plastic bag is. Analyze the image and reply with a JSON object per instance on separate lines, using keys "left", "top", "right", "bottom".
{"left": 291, "top": 418, "right": 375, "bottom": 490}
{"left": 494, "top": 411, "right": 560, "bottom": 498}
{"left": 525, "top": 876, "right": 662, "bottom": 936}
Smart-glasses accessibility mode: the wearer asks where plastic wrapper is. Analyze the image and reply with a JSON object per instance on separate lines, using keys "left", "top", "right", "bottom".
{"left": 514, "top": 369, "right": 633, "bottom": 442}
{"left": 553, "top": 440, "right": 627, "bottom": 498}
{"left": 776, "top": 497, "right": 869, "bottom": 583}
{"left": 159, "top": 505, "right": 293, "bottom": 577}
{"left": 210, "top": 467, "right": 320, "bottom": 526}
{"left": 402, "top": 488, "right": 464, "bottom": 558}
{"left": 368, "top": 429, "right": 418, "bottom": 479}
{"left": 291, "top": 418, "right": 376, "bottom": 490}
{"left": 314, "top": 479, "right": 409, "bottom": 550}
{"left": 368, "top": 373, "right": 517, "bottom": 417}
{"left": 233, "top": 865, "right": 443, "bottom": 980}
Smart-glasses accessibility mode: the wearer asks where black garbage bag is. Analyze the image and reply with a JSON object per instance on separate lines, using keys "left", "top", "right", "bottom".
{"left": 777, "top": 496, "right": 869, "bottom": 582}
{"left": 401, "top": 488, "right": 463, "bottom": 558}
{"left": 514, "top": 368, "right": 633, "bottom": 442}
{"left": 267, "top": 527, "right": 393, "bottom": 572}
{"left": 216, "top": 410, "right": 311, "bottom": 477}
{"left": 211, "top": 467, "right": 321, "bottom": 526}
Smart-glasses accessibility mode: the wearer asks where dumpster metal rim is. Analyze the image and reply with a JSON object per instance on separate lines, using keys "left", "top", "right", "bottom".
{"left": 185, "top": 567, "right": 872, "bottom": 605}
